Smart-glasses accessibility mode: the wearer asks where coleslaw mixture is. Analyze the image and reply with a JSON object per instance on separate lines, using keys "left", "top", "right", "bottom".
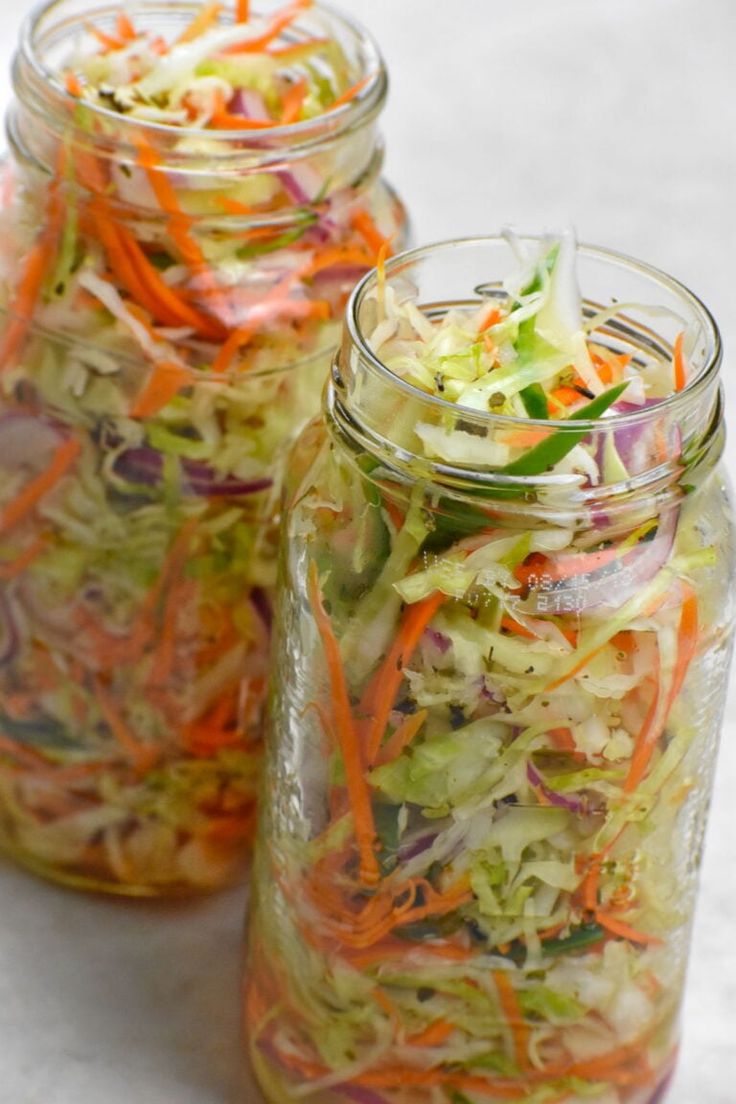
{"left": 246, "top": 234, "right": 733, "bottom": 1100}
{"left": 0, "top": 0, "right": 405, "bottom": 893}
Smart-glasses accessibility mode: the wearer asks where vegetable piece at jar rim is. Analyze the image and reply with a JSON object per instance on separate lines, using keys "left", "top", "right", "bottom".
{"left": 0, "top": 0, "right": 405, "bottom": 893}
{"left": 246, "top": 232, "right": 728, "bottom": 1103}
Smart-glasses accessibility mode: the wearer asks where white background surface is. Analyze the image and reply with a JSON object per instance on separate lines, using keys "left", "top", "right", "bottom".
{"left": 0, "top": 1, "right": 735, "bottom": 1101}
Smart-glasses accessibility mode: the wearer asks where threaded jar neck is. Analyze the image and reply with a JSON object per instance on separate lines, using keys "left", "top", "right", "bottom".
{"left": 8, "top": 0, "right": 387, "bottom": 218}
{"left": 328, "top": 237, "right": 723, "bottom": 524}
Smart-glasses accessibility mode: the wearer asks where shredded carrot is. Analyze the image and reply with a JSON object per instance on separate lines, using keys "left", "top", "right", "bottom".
{"left": 549, "top": 385, "right": 582, "bottom": 409}
{"left": 131, "top": 359, "right": 195, "bottom": 419}
{"left": 212, "top": 326, "right": 255, "bottom": 373}
{"left": 406, "top": 1019, "right": 455, "bottom": 1048}
{"left": 299, "top": 246, "right": 374, "bottom": 279}
{"left": 280, "top": 77, "right": 308, "bottom": 124}
{"left": 361, "top": 591, "right": 445, "bottom": 764}
{"left": 673, "top": 331, "right": 687, "bottom": 391}
{"left": 542, "top": 640, "right": 611, "bottom": 693}
{"left": 216, "top": 196, "right": 260, "bottom": 216}
{"left": 65, "top": 72, "right": 84, "bottom": 97}
{"left": 94, "top": 678, "right": 158, "bottom": 771}
{"left": 581, "top": 855, "right": 602, "bottom": 912}
{"left": 328, "top": 74, "right": 372, "bottom": 112}
{"left": 308, "top": 561, "right": 379, "bottom": 886}
{"left": 236, "top": 0, "right": 250, "bottom": 20}
{"left": 211, "top": 109, "right": 276, "bottom": 129}
{"left": 350, "top": 209, "right": 390, "bottom": 258}
{"left": 176, "top": 2, "right": 223, "bottom": 45}
{"left": 116, "top": 13, "right": 137, "bottom": 41}
{"left": 0, "top": 152, "right": 66, "bottom": 369}
{"left": 0, "top": 535, "right": 47, "bottom": 579}
{"left": 0, "top": 438, "right": 81, "bottom": 534}
{"left": 493, "top": 971, "right": 530, "bottom": 1070}
{"left": 503, "top": 427, "right": 549, "bottom": 449}
{"left": 547, "top": 727, "right": 580, "bottom": 756}
{"left": 85, "top": 21, "right": 125, "bottom": 52}
{"left": 625, "top": 589, "right": 698, "bottom": 792}
{"left": 222, "top": 0, "right": 312, "bottom": 54}
{"left": 374, "top": 708, "right": 428, "bottom": 767}
{"left": 596, "top": 912, "right": 663, "bottom": 947}
{"left": 478, "top": 305, "right": 502, "bottom": 332}
{"left": 146, "top": 578, "right": 197, "bottom": 689}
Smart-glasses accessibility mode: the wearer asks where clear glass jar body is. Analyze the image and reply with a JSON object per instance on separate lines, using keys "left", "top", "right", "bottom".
{"left": 0, "top": 0, "right": 407, "bottom": 894}
{"left": 245, "top": 240, "right": 734, "bottom": 1102}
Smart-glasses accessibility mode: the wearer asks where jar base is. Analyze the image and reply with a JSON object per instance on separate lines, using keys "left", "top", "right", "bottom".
{"left": 247, "top": 1038, "right": 678, "bottom": 1104}
{"left": 0, "top": 818, "right": 251, "bottom": 898}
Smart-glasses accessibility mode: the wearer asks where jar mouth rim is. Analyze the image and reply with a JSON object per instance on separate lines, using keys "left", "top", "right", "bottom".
{"left": 20, "top": 0, "right": 387, "bottom": 152}
{"left": 345, "top": 235, "right": 722, "bottom": 433}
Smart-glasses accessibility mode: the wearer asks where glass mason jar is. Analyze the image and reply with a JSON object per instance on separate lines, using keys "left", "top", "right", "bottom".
{"left": 0, "top": 0, "right": 407, "bottom": 895}
{"left": 245, "top": 239, "right": 734, "bottom": 1103}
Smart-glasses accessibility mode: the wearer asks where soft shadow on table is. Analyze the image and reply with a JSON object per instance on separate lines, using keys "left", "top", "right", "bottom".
{"left": 0, "top": 856, "right": 266, "bottom": 1103}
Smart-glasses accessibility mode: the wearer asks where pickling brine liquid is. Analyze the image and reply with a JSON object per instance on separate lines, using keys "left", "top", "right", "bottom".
{"left": 244, "top": 237, "right": 735, "bottom": 1103}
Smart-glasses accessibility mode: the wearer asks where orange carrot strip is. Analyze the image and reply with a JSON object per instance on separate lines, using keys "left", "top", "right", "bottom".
{"left": 361, "top": 591, "right": 445, "bottom": 765}
{"left": 176, "top": 2, "right": 223, "bottom": 45}
{"left": 299, "top": 246, "right": 374, "bottom": 278}
{"left": 280, "top": 77, "right": 308, "bottom": 124}
{"left": 549, "top": 385, "right": 582, "bottom": 408}
{"left": 0, "top": 535, "right": 47, "bottom": 579}
{"left": 543, "top": 641, "right": 610, "bottom": 693}
{"left": 623, "top": 679, "right": 661, "bottom": 795}
{"left": 221, "top": 0, "right": 312, "bottom": 54}
{"left": 328, "top": 74, "right": 372, "bottom": 111}
{"left": 0, "top": 439, "right": 81, "bottom": 534}
{"left": 94, "top": 679, "right": 158, "bottom": 770}
{"left": 0, "top": 155, "right": 65, "bottom": 368}
{"left": 375, "top": 709, "right": 428, "bottom": 767}
{"left": 236, "top": 0, "right": 250, "bottom": 20}
{"left": 625, "top": 589, "right": 698, "bottom": 792}
{"left": 673, "top": 331, "right": 687, "bottom": 391}
{"left": 478, "top": 305, "right": 502, "bottom": 332}
{"left": 350, "top": 209, "right": 390, "bottom": 257}
{"left": 500, "top": 615, "right": 536, "bottom": 641}
{"left": 116, "top": 14, "right": 138, "bottom": 41}
{"left": 131, "top": 359, "right": 195, "bottom": 419}
{"left": 596, "top": 912, "right": 663, "bottom": 947}
{"left": 308, "top": 561, "right": 379, "bottom": 885}
{"left": 119, "top": 230, "right": 224, "bottom": 338}
{"left": 582, "top": 855, "right": 602, "bottom": 912}
{"left": 493, "top": 971, "right": 530, "bottom": 1070}
{"left": 216, "top": 196, "right": 260, "bottom": 216}
{"left": 85, "top": 21, "right": 125, "bottom": 52}
{"left": 65, "top": 73, "right": 84, "bottom": 97}
{"left": 406, "top": 1019, "right": 455, "bottom": 1047}
{"left": 212, "top": 326, "right": 254, "bottom": 373}
{"left": 211, "top": 109, "right": 277, "bottom": 129}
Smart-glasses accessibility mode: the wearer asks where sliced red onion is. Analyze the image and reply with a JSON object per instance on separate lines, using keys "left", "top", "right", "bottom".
{"left": 277, "top": 169, "right": 312, "bottom": 205}
{"left": 399, "top": 832, "right": 437, "bottom": 861}
{"left": 0, "top": 592, "right": 20, "bottom": 666}
{"left": 527, "top": 761, "right": 586, "bottom": 813}
{"left": 646, "top": 1070, "right": 674, "bottom": 1104}
{"left": 423, "top": 626, "right": 451, "bottom": 654}
{"left": 277, "top": 161, "right": 325, "bottom": 204}
{"left": 229, "top": 87, "right": 270, "bottom": 120}
{"left": 0, "top": 412, "right": 63, "bottom": 469}
{"left": 112, "top": 447, "right": 272, "bottom": 498}
{"left": 250, "top": 586, "right": 273, "bottom": 631}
